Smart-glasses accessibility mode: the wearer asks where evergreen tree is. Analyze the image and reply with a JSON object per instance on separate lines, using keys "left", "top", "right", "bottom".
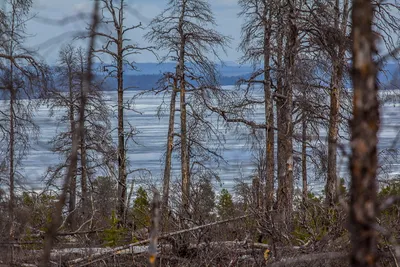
{"left": 217, "top": 189, "right": 234, "bottom": 219}
{"left": 191, "top": 177, "right": 216, "bottom": 222}
{"left": 132, "top": 187, "right": 150, "bottom": 230}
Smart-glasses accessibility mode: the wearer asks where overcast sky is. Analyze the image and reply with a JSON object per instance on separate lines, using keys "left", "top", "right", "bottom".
{"left": 21, "top": 0, "right": 242, "bottom": 64}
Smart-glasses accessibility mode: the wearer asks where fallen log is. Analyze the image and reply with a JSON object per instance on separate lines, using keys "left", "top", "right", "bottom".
{"left": 67, "top": 214, "right": 250, "bottom": 266}
{"left": 268, "top": 251, "right": 347, "bottom": 266}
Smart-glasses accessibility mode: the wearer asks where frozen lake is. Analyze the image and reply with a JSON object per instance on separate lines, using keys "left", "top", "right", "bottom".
{"left": 10, "top": 87, "right": 400, "bottom": 192}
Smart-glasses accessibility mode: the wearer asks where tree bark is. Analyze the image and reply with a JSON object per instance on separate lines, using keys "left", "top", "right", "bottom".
{"left": 116, "top": 1, "right": 127, "bottom": 224}
{"left": 326, "top": 0, "right": 349, "bottom": 206}
{"left": 277, "top": 0, "right": 297, "bottom": 221}
{"left": 302, "top": 111, "right": 307, "bottom": 201}
{"left": 67, "top": 62, "right": 77, "bottom": 230}
{"left": 80, "top": 134, "right": 88, "bottom": 215}
{"left": 9, "top": 59, "right": 15, "bottom": 240}
{"left": 8, "top": 1, "right": 16, "bottom": 240}
{"left": 252, "top": 176, "right": 261, "bottom": 210}
{"left": 177, "top": 1, "right": 190, "bottom": 211}
{"left": 276, "top": 13, "right": 285, "bottom": 212}
{"left": 349, "top": 0, "right": 379, "bottom": 265}
{"left": 326, "top": 68, "right": 340, "bottom": 206}
{"left": 263, "top": 4, "right": 274, "bottom": 212}
{"left": 179, "top": 66, "right": 189, "bottom": 211}
{"left": 162, "top": 77, "right": 177, "bottom": 223}
{"left": 41, "top": 2, "right": 100, "bottom": 264}
{"left": 79, "top": 56, "right": 88, "bottom": 219}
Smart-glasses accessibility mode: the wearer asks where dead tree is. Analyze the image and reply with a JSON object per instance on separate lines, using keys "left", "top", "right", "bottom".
{"left": 326, "top": 0, "right": 350, "bottom": 206}
{"left": 238, "top": 0, "right": 276, "bottom": 211}
{"left": 146, "top": 0, "right": 229, "bottom": 213}
{"left": 349, "top": 0, "right": 379, "bottom": 265}
{"left": 47, "top": 44, "right": 114, "bottom": 229}
{"left": 41, "top": 1, "right": 100, "bottom": 265}
{"left": 49, "top": 44, "right": 79, "bottom": 229}
{"left": 148, "top": 72, "right": 178, "bottom": 224}
{"left": 301, "top": 89, "right": 307, "bottom": 201}
{"left": 0, "top": 0, "right": 49, "bottom": 239}
{"left": 92, "top": 0, "right": 148, "bottom": 224}
{"left": 276, "top": 0, "right": 298, "bottom": 221}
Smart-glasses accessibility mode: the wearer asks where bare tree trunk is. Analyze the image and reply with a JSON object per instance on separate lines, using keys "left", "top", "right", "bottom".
{"left": 326, "top": 0, "right": 348, "bottom": 206}
{"left": 177, "top": 1, "right": 190, "bottom": 211}
{"left": 326, "top": 68, "right": 339, "bottom": 206}
{"left": 276, "top": 79, "right": 294, "bottom": 218}
{"left": 179, "top": 70, "right": 189, "bottom": 211}
{"left": 92, "top": 0, "right": 145, "bottom": 225}
{"left": 9, "top": 62, "right": 14, "bottom": 240}
{"left": 349, "top": 0, "right": 379, "bottom": 264}
{"left": 116, "top": 3, "right": 127, "bottom": 224}
{"left": 90, "top": 0, "right": 140, "bottom": 225}
{"left": 8, "top": 3, "right": 15, "bottom": 239}
{"left": 79, "top": 58, "right": 88, "bottom": 219}
{"left": 41, "top": 2, "right": 100, "bottom": 264}
{"left": 149, "top": 190, "right": 160, "bottom": 266}
{"left": 284, "top": 0, "right": 297, "bottom": 216}
{"left": 276, "top": 13, "right": 285, "bottom": 212}
{"left": 2, "top": 0, "right": 50, "bottom": 240}
{"left": 80, "top": 134, "right": 88, "bottom": 215}
{"left": 277, "top": 0, "right": 297, "bottom": 220}
{"left": 252, "top": 177, "right": 261, "bottom": 210}
{"left": 67, "top": 63, "right": 77, "bottom": 230}
{"left": 302, "top": 112, "right": 307, "bottom": 201}
{"left": 146, "top": 0, "right": 227, "bottom": 216}
{"left": 264, "top": 5, "right": 274, "bottom": 211}
{"left": 162, "top": 77, "right": 177, "bottom": 222}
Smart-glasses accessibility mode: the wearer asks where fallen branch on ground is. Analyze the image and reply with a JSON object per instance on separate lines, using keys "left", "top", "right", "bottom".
{"left": 269, "top": 251, "right": 347, "bottom": 266}
{"left": 67, "top": 214, "right": 250, "bottom": 266}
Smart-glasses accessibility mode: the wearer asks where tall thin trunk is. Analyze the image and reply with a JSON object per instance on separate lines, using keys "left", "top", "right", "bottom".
{"left": 252, "top": 177, "right": 261, "bottom": 209}
{"left": 179, "top": 67, "right": 189, "bottom": 211}
{"left": 276, "top": 11, "right": 285, "bottom": 212}
{"left": 326, "top": 70, "right": 339, "bottom": 206}
{"left": 263, "top": 4, "right": 274, "bottom": 211}
{"left": 277, "top": 0, "right": 297, "bottom": 220}
{"left": 41, "top": 2, "right": 100, "bottom": 264}
{"left": 178, "top": 1, "right": 190, "bottom": 211}
{"left": 80, "top": 134, "right": 88, "bottom": 214}
{"left": 326, "top": 0, "right": 346, "bottom": 206}
{"left": 8, "top": 2, "right": 15, "bottom": 239}
{"left": 349, "top": 0, "right": 379, "bottom": 265}
{"left": 9, "top": 61, "right": 14, "bottom": 240}
{"left": 162, "top": 77, "right": 177, "bottom": 222}
{"left": 116, "top": 1, "right": 127, "bottom": 224}
{"left": 79, "top": 58, "right": 88, "bottom": 218}
{"left": 67, "top": 63, "right": 77, "bottom": 230}
{"left": 302, "top": 111, "right": 307, "bottom": 201}
{"left": 125, "top": 181, "right": 134, "bottom": 222}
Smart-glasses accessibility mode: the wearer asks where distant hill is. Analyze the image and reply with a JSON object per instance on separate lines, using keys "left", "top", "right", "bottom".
{"left": 93, "top": 62, "right": 254, "bottom": 77}
{"left": 93, "top": 61, "right": 400, "bottom": 90}
{"left": 98, "top": 73, "right": 251, "bottom": 91}
{"left": 1, "top": 61, "right": 399, "bottom": 99}
{"left": 93, "top": 62, "right": 253, "bottom": 91}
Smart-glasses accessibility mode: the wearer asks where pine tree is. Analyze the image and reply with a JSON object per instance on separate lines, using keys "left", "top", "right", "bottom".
{"left": 217, "top": 189, "right": 234, "bottom": 219}
{"left": 132, "top": 187, "right": 150, "bottom": 230}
